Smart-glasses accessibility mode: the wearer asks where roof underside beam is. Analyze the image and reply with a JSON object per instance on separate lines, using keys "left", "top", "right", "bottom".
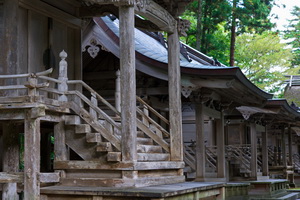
{"left": 82, "top": 0, "right": 176, "bottom": 32}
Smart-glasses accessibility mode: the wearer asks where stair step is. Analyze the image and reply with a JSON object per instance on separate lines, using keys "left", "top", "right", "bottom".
{"left": 137, "top": 153, "right": 170, "bottom": 161}
{"left": 137, "top": 144, "right": 163, "bottom": 153}
{"left": 86, "top": 133, "right": 101, "bottom": 143}
{"left": 107, "top": 152, "right": 121, "bottom": 162}
{"left": 137, "top": 137, "right": 153, "bottom": 145}
{"left": 65, "top": 115, "right": 81, "bottom": 125}
{"left": 96, "top": 142, "right": 113, "bottom": 152}
{"left": 75, "top": 124, "right": 91, "bottom": 134}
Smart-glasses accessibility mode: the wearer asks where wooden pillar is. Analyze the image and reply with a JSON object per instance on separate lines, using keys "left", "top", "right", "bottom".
{"left": 2, "top": 123, "right": 19, "bottom": 200}
{"left": 282, "top": 125, "right": 287, "bottom": 167}
{"left": 195, "top": 103, "right": 205, "bottom": 180}
{"left": 24, "top": 110, "right": 41, "bottom": 200}
{"left": 288, "top": 125, "right": 293, "bottom": 166}
{"left": 216, "top": 111, "right": 225, "bottom": 178}
{"left": 119, "top": 5, "right": 137, "bottom": 162}
{"left": 250, "top": 123, "right": 257, "bottom": 178}
{"left": 262, "top": 125, "right": 269, "bottom": 176}
{"left": 168, "top": 24, "right": 183, "bottom": 161}
{"left": 54, "top": 119, "right": 68, "bottom": 162}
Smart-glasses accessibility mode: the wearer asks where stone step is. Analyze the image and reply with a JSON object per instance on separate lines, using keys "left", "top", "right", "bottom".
{"left": 137, "top": 144, "right": 163, "bottom": 153}
{"left": 137, "top": 153, "right": 170, "bottom": 161}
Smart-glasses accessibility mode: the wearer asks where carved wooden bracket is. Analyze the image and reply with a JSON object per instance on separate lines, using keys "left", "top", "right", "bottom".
{"left": 177, "top": 18, "right": 191, "bottom": 37}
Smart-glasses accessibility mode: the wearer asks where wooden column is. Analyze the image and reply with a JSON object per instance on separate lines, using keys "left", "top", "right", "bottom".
{"left": 2, "top": 123, "right": 19, "bottom": 200}
{"left": 54, "top": 118, "right": 68, "bottom": 162}
{"left": 282, "top": 125, "right": 287, "bottom": 167}
{"left": 168, "top": 24, "right": 183, "bottom": 161}
{"left": 195, "top": 103, "right": 205, "bottom": 180}
{"left": 288, "top": 125, "right": 293, "bottom": 166}
{"left": 115, "top": 70, "right": 121, "bottom": 112}
{"left": 262, "top": 125, "right": 269, "bottom": 176}
{"left": 24, "top": 110, "right": 41, "bottom": 200}
{"left": 250, "top": 123, "right": 257, "bottom": 178}
{"left": 119, "top": 5, "right": 137, "bottom": 162}
{"left": 216, "top": 111, "right": 225, "bottom": 178}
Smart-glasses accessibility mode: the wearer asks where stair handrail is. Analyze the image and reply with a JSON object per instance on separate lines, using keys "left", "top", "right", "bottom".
{"left": 136, "top": 96, "right": 169, "bottom": 125}
{"left": 68, "top": 80, "right": 120, "bottom": 116}
{"left": 205, "top": 146, "right": 217, "bottom": 170}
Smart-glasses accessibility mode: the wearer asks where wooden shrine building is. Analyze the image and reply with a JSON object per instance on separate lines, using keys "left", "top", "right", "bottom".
{"left": 1, "top": 0, "right": 300, "bottom": 200}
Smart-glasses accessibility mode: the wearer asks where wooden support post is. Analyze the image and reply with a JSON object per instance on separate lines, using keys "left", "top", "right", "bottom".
{"left": 262, "top": 125, "right": 269, "bottom": 176}
{"left": 195, "top": 103, "right": 205, "bottom": 180}
{"left": 250, "top": 123, "right": 257, "bottom": 178}
{"left": 90, "top": 92, "right": 98, "bottom": 119}
{"left": 168, "top": 22, "right": 183, "bottom": 161}
{"left": 2, "top": 123, "right": 19, "bottom": 200}
{"left": 54, "top": 118, "right": 68, "bottom": 178}
{"left": 115, "top": 70, "right": 121, "bottom": 112}
{"left": 282, "top": 125, "right": 287, "bottom": 167}
{"left": 288, "top": 125, "right": 293, "bottom": 166}
{"left": 58, "top": 50, "right": 68, "bottom": 102}
{"left": 119, "top": 5, "right": 137, "bottom": 162}
{"left": 216, "top": 111, "right": 225, "bottom": 178}
{"left": 24, "top": 110, "right": 41, "bottom": 200}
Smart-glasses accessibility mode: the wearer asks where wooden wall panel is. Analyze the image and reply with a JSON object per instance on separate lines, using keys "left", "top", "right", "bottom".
{"left": 28, "top": 10, "right": 48, "bottom": 73}
{"left": 18, "top": 7, "right": 28, "bottom": 74}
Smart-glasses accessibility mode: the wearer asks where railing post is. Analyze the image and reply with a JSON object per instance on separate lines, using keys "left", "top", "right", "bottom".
{"left": 115, "top": 70, "right": 121, "bottom": 113}
{"left": 58, "top": 50, "right": 68, "bottom": 102}
{"left": 27, "top": 74, "right": 38, "bottom": 97}
{"left": 90, "top": 92, "right": 98, "bottom": 119}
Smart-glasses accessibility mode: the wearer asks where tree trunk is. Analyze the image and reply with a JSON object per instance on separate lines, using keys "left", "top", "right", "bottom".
{"left": 229, "top": 0, "right": 237, "bottom": 66}
{"left": 196, "top": 0, "right": 203, "bottom": 51}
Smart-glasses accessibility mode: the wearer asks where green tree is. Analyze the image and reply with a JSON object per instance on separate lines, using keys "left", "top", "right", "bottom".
{"left": 284, "top": 6, "right": 300, "bottom": 66}
{"left": 235, "top": 31, "right": 296, "bottom": 95}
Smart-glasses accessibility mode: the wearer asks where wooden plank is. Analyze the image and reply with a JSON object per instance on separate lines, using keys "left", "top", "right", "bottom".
{"left": 137, "top": 153, "right": 170, "bottom": 161}
{"left": 107, "top": 152, "right": 121, "bottom": 162}
{"left": 75, "top": 124, "right": 91, "bottom": 134}
{"left": 54, "top": 161, "right": 134, "bottom": 170}
{"left": 39, "top": 173, "right": 60, "bottom": 183}
{"left": 19, "top": 0, "right": 81, "bottom": 28}
{"left": 262, "top": 126, "right": 268, "bottom": 176}
{"left": 134, "top": 161, "right": 185, "bottom": 170}
{"left": 24, "top": 110, "right": 41, "bottom": 199}
{"left": 168, "top": 28, "right": 183, "bottom": 162}
{"left": 0, "top": 172, "right": 23, "bottom": 183}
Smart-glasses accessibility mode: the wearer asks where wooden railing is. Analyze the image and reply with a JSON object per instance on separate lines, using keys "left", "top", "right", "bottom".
{"left": 0, "top": 50, "right": 171, "bottom": 157}
{"left": 206, "top": 146, "right": 217, "bottom": 171}
{"left": 183, "top": 142, "right": 196, "bottom": 171}
{"left": 293, "top": 154, "right": 300, "bottom": 171}
{"left": 226, "top": 145, "right": 251, "bottom": 173}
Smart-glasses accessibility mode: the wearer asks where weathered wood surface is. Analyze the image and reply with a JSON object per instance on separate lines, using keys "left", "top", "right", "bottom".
{"left": 39, "top": 173, "right": 60, "bottom": 183}
{"left": 195, "top": 103, "right": 205, "bottom": 180}
{"left": 250, "top": 123, "right": 257, "bottom": 178}
{"left": 119, "top": 5, "right": 137, "bottom": 162}
{"left": 168, "top": 27, "right": 183, "bottom": 162}
{"left": 24, "top": 110, "right": 41, "bottom": 200}
{"left": 216, "top": 111, "right": 225, "bottom": 178}
{"left": 262, "top": 126, "right": 269, "bottom": 176}
{"left": 2, "top": 122, "right": 19, "bottom": 199}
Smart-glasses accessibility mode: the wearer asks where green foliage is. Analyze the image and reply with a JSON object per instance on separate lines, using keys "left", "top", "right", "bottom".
{"left": 284, "top": 6, "right": 300, "bottom": 66}
{"left": 235, "top": 31, "right": 298, "bottom": 96}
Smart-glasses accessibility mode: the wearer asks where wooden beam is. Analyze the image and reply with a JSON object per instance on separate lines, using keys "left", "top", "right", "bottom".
{"left": 24, "top": 110, "right": 41, "bottom": 200}
{"left": 262, "top": 126, "right": 268, "bottom": 176}
{"left": 203, "top": 106, "right": 221, "bottom": 119}
{"left": 39, "top": 173, "right": 60, "bottom": 183}
{"left": 134, "top": 0, "right": 176, "bottom": 33}
{"left": 0, "top": 172, "right": 23, "bottom": 183}
{"left": 168, "top": 25, "right": 183, "bottom": 162}
{"left": 119, "top": 5, "right": 137, "bottom": 162}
